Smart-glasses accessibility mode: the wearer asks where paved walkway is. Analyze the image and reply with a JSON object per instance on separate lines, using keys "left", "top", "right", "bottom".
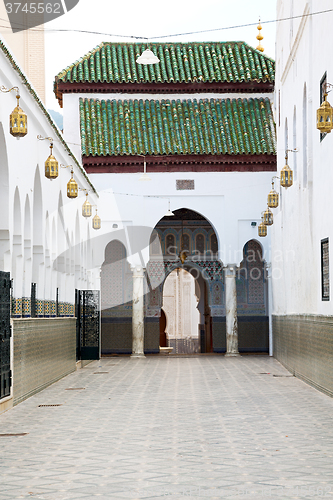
{"left": 0, "top": 355, "right": 333, "bottom": 500}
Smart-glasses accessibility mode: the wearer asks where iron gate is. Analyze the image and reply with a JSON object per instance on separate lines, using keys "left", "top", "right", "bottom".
{"left": 76, "top": 290, "right": 100, "bottom": 360}
{"left": 0, "top": 272, "right": 11, "bottom": 399}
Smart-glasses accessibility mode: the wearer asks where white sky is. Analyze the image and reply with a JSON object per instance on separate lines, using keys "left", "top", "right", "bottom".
{"left": 45, "top": 0, "right": 277, "bottom": 110}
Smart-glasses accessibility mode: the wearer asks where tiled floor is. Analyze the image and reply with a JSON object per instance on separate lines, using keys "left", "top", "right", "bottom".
{"left": 0, "top": 355, "right": 333, "bottom": 499}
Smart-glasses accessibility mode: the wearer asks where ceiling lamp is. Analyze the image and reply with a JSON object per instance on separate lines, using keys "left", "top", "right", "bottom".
{"left": 280, "top": 151, "right": 293, "bottom": 188}
{"left": 136, "top": 47, "right": 160, "bottom": 65}
{"left": 258, "top": 217, "right": 267, "bottom": 237}
{"left": 1, "top": 85, "right": 27, "bottom": 137}
{"left": 317, "top": 88, "right": 333, "bottom": 133}
{"left": 67, "top": 169, "right": 78, "bottom": 198}
{"left": 165, "top": 200, "right": 174, "bottom": 217}
{"left": 267, "top": 178, "right": 279, "bottom": 208}
{"left": 82, "top": 192, "right": 92, "bottom": 217}
{"left": 263, "top": 206, "right": 273, "bottom": 226}
{"left": 92, "top": 208, "right": 101, "bottom": 230}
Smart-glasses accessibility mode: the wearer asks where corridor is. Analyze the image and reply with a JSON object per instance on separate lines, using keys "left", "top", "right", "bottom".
{"left": 0, "top": 356, "right": 332, "bottom": 499}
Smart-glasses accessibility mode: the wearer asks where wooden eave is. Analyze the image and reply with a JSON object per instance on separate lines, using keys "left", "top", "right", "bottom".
{"left": 55, "top": 80, "right": 274, "bottom": 107}
{"left": 82, "top": 153, "right": 277, "bottom": 173}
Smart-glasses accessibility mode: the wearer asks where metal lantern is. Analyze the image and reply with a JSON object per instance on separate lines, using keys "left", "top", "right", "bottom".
{"left": 317, "top": 93, "right": 333, "bottom": 133}
{"left": 92, "top": 209, "right": 101, "bottom": 230}
{"left": 10, "top": 94, "right": 27, "bottom": 137}
{"left": 67, "top": 169, "right": 78, "bottom": 198}
{"left": 256, "top": 19, "right": 264, "bottom": 52}
{"left": 280, "top": 155, "right": 293, "bottom": 188}
{"left": 82, "top": 192, "right": 92, "bottom": 217}
{"left": 267, "top": 181, "right": 279, "bottom": 208}
{"left": 258, "top": 218, "right": 267, "bottom": 237}
{"left": 263, "top": 207, "right": 273, "bottom": 226}
{"left": 45, "top": 143, "right": 59, "bottom": 179}
{"left": 179, "top": 250, "right": 188, "bottom": 265}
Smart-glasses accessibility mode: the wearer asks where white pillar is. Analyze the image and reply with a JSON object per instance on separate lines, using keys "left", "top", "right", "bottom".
{"left": 225, "top": 265, "right": 240, "bottom": 357}
{"left": 131, "top": 266, "right": 145, "bottom": 358}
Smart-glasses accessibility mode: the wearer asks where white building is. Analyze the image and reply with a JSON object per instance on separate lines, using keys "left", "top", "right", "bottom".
{"left": 0, "top": 36, "right": 100, "bottom": 414}
{"left": 55, "top": 41, "right": 276, "bottom": 357}
{"left": 272, "top": 0, "right": 333, "bottom": 397}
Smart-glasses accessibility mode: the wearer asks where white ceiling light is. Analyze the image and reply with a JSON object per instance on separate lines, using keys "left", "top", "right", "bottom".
{"left": 165, "top": 200, "right": 174, "bottom": 217}
{"left": 136, "top": 48, "right": 160, "bottom": 65}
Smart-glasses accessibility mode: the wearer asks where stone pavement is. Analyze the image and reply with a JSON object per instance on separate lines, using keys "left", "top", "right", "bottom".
{"left": 0, "top": 355, "right": 333, "bottom": 500}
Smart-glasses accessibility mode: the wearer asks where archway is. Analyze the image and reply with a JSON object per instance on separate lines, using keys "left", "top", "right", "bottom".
{"left": 100, "top": 240, "right": 133, "bottom": 355}
{"left": 237, "top": 239, "right": 269, "bottom": 353}
{"left": 162, "top": 268, "right": 200, "bottom": 354}
{"left": 147, "top": 208, "right": 224, "bottom": 355}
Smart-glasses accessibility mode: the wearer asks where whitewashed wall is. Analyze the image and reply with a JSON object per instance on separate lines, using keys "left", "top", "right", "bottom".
{"left": 273, "top": 0, "right": 333, "bottom": 316}
{"left": 0, "top": 38, "right": 100, "bottom": 304}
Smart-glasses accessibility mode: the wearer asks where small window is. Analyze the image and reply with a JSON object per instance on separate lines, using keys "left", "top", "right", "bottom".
{"left": 165, "top": 234, "right": 176, "bottom": 256}
{"left": 181, "top": 233, "right": 190, "bottom": 253}
{"left": 210, "top": 234, "right": 218, "bottom": 254}
{"left": 196, "top": 234, "right": 205, "bottom": 254}
{"left": 321, "top": 238, "right": 329, "bottom": 301}
{"left": 320, "top": 72, "right": 327, "bottom": 142}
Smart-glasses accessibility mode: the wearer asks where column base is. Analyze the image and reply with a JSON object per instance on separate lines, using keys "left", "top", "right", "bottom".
{"left": 225, "top": 352, "right": 241, "bottom": 357}
{"left": 130, "top": 353, "right": 146, "bottom": 359}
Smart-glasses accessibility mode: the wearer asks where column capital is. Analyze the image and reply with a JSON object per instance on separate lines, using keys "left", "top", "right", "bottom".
{"left": 131, "top": 266, "right": 145, "bottom": 277}
{"left": 224, "top": 264, "right": 238, "bottom": 277}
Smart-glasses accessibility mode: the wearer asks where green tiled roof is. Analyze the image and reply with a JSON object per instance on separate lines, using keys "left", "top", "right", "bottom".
{"left": 57, "top": 42, "right": 275, "bottom": 85}
{"left": 80, "top": 97, "right": 276, "bottom": 157}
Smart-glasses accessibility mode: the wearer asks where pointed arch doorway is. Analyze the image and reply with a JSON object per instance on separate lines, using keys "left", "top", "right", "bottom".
{"left": 147, "top": 208, "right": 223, "bottom": 355}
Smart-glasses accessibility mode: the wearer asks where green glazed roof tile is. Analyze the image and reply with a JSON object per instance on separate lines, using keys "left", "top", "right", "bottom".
{"left": 56, "top": 41, "right": 274, "bottom": 85}
{"left": 79, "top": 97, "right": 276, "bottom": 158}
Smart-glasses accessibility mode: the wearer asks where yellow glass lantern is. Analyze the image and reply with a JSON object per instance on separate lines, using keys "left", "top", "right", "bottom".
{"left": 256, "top": 18, "right": 264, "bottom": 52}
{"left": 258, "top": 218, "right": 267, "bottom": 237}
{"left": 82, "top": 192, "right": 92, "bottom": 217}
{"left": 67, "top": 169, "right": 78, "bottom": 198}
{"left": 263, "top": 206, "right": 273, "bottom": 226}
{"left": 45, "top": 143, "right": 59, "bottom": 179}
{"left": 317, "top": 93, "right": 333, "bottom": 133}
{"left": 179, "top": 250, "right": 188, "bottom": 265}
{"left": 267, "top": 181, "right": 279, "bottom": 208}
{"left": 10, "top": 93, "right": 27, "bottom": 137}
{"left": 280, "top": 154, "right": 293, "bottom": 188}
{"left": 92, "top": 209, "right": 101, "bottom": 230}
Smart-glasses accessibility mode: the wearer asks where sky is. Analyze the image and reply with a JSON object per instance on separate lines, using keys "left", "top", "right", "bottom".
{"left": 45, "top": 0, "right": 277, "bottom": 110}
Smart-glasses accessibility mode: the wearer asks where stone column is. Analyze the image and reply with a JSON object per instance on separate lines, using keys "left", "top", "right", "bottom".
{"left": 131, "top": 266, "right": 145, "bottom": 358}
{"left": 224, "top": 265, "right": 240, "bottom": 356}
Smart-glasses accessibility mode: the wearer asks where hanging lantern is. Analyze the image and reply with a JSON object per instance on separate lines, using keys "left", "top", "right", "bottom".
{"left": 280, "top": 154, "right": 293, "bottom": 188}
{"left": 67, "top": 169, "right": 78, "bottom": 198}
{"left": 10, "top": 93, "right": 27, "bottom": 137}
{"left": 179, "top": 250, "right": 188, "bottom": 264}
{"left": 82, "top": 192, "right": 92, "bottom": 217}
{"left": 267, "top": 181, "right": 279, "bottom": 208}
{"left": 263, "top": 207, "right": 273, "bottom": 226}
{"left": 256, "top": 18, "right": 264, "bottom": 53}
{"left": 317, "top": 93, "right": 333, "bottom": 133}
{"left": 45, "top": 142, "right": 59, "bottom": 179}
{"left": 258, "top": 218, "right": 267, "bottom": 237}
{"left": 92, "top": 209, "right": 101, "bottom": 230}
